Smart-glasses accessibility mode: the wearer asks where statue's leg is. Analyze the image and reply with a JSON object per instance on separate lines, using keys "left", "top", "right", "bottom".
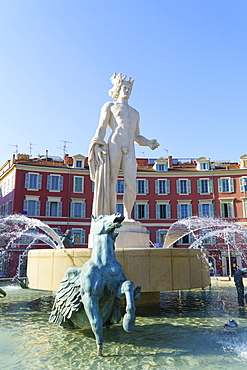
{"left": 120, "top": 280, "right": 136, "bottom": 332}
{"left": 108, "top": 146, "right": 122, "bottom": 214}
{"left": 82, "top": 293, "right": 103, "bottom": 355}
{"left": 121, "top": 154, "right": 137, "bottom": 220}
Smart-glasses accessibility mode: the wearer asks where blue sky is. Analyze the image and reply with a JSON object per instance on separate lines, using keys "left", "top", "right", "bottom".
{"left": 0, "top": 0, "right": 246, "bottom": 165}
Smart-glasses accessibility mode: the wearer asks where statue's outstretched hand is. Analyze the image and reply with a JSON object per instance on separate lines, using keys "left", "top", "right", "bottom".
{"left": 147, "top": 139, "right": 160, "bottom": 150}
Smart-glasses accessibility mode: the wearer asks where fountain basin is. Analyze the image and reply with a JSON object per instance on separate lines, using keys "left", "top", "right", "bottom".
{"left": 27, "top": 248, "right": 210, "bottom": 302}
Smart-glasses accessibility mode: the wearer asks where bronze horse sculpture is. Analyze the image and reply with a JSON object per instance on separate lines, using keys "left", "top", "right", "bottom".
{"left": 49, "top": 213, "right": 141, "bottom": 355}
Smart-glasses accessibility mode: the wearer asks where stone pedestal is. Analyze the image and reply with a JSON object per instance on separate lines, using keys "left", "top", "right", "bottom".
{"left": 115, "top": 220, "right": 149, "bottom": 249}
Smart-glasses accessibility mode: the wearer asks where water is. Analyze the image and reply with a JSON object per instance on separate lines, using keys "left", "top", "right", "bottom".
{"left": 1, "top": 280, "right": 247, "bottom": 369}
{"left": 164, "top": 216, "right": 247, "bottom": 248}
{"left": 0, "top": 214, "right": 64, "bottom": 249}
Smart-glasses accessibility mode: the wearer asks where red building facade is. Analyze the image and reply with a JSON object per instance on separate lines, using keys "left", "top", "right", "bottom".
{"left": 1, "top": 153, "right": 247, "bottom": 278}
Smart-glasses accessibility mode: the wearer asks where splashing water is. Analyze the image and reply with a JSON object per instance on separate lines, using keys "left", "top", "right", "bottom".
{"left": 0, "top": 214, "right": 64, "bottom": 249}
{"left": 164, "top": 216, "right": 247, "bottom": 248}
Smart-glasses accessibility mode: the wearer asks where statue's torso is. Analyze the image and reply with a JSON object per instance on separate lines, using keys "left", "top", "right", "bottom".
{"left": 108, "top": 102, "right": 139, "bottom": 148}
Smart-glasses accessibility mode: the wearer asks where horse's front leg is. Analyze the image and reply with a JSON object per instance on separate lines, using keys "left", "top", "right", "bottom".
{"left": 120, "top": 280, "right": 136, "bottom": 332}
{"left": 82, "top": 292, "right": 103, "bottom": 355}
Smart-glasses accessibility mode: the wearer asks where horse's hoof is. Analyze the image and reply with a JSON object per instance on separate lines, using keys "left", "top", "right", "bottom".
{"left": 123, "top": 312, "right": 135, "bottom": 332}
{"left": 97, "top": 344, "right": 103, "bottom": 356}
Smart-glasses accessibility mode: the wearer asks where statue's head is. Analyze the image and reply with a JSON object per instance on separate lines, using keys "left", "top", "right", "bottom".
{"left": 108, "top": 73, "right": 134, "bottom": 100}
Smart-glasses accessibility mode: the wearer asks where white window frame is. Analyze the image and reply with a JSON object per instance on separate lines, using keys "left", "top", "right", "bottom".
{"left": 197, "top": 178, "right": 212, "bottom": 194}
{"left": 240, "top": 177, "right": 247, "bottom": 193}
{"left": 155, "top": 179, "right": 170, "bottom": 194}
{"left": 134, "top": 201, "right": 149, "bottom": 219}
{"left": 73, "top": 176, "right": 84, "bottom": 193}
{"left": 218, "top": 177, "right": 234, "bottom": 193}
{"left": 219, "top": 198, "right": 235, "bottom": 218}
{"left": 177, "top": 201, "right": 192, "bottom": 219}
{"left": 136, "top": 179, "right": 149, "bottom": 195}
{"left": 176, "top": 179, "right": 191, "bottom": 194}
{"left": 46, "top": 197, "right": 62, "bottom": 217}
{"left": 47, "top": 174, "right": 63, "bottom": 192}
{"left": 70, "top": 198, "right": 86, "bottom": 218}
{"left": 25, "top": 172, "right": 42, "bottom": 191}
{"left": 156, "top": 201, "right": 171, "bottom": 219}
{"left": 24, "top": 196, "right": 41, "bottom": 217}
{"left": 72, "top": 229, "right": 86, "bottom": 244}
{"left": 198, "top": 200, "right": 214, "bottom": 217}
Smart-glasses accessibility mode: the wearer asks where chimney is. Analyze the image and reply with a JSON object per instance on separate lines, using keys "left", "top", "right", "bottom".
{"left": 168, "top": 155, "right": 173, "bottom": 169}
{"left": 45, "top": 150, "right": 48, "bottom": 161}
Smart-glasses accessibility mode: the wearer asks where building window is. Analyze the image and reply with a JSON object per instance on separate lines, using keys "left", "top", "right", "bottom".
{"left": 200, "top": 163, "right": 210, "bottom": 170}
{"left": 136, "top": 179, "right": 149, "bottom": 194}
{"left": 134, "top": 203, "right": 149, "bottom": 219}
{"left": 176, "top": 179, "right": 191, "bottom": 194}
{"left": 156, "top": 229, "right": 168, "bottom": 244}
{"left": 218, "top": 178, "right": 234, "bottom": 193}
{"left": 197, "top": 179, "right": 212, "bottom": 194}
{"left": 243, "top": 200, "right": 247, "bottom": 218}
{"left": 20, "top": 229, "right": 39, "bottom": 245}
{"left": 18, "top": 255, "right": 28, "bottom": 277}
{"left": 70, "top": 201, "right": 86, "bottom": 218}
{"left": 116, "top": 203, "right": 124, "bottom": 215}
{"left": 47, "top": 175, "right": 63, "bottom": 191}
{"left": 155, "top": 179, "right": 170, "bottom": 194}
{"left": 198, "top": 203, "right": 214, "bottom": 217}
{"left": 240, "top": 178, "right": 247, "bottom": 193}
{"left": 156, "top": 203, "right": 171, "bottom": 219}
{"left": 0, "top": 251, "right": 8, "bottom": 278}
{"left": 116, "top": 180, "right": 125, "bottom": 194}
{"left": 199, "top": 230, "right": 216, "bottom": 245}
{"left": 23, "top": 199, "right": 40, "bottom": 217}
{"left": 72, "top": 229, "right": 86, "bottom": 244}
{"left": 177, "top": 203, "right": 192, "bottom": 219}
{"left": 74, "top": 176, "right": 84, "bottom": 193}
{"left": 0, "top": 205, "right": 5, "bottom": 217}
{"left": 220, "top": 201, "right": 234, "bottom": 218}
{"left": 46, "top": 200, "right": 62, "bottom": 217}
{"left": 25, "top": 173, "right": 42, "bottom": 190}
{"left": 76, "top": 160, "right": 82, "bottom": 168}
{"left": 178, "top": 233, "right": 194, "bottom": 245}
{"left": 5, "top": 201, "right": 12, "bottom": 215}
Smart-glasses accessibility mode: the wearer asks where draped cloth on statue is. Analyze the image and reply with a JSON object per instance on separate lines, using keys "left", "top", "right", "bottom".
{"left": 88, "top": 137, "right": 110, "bottom": 217}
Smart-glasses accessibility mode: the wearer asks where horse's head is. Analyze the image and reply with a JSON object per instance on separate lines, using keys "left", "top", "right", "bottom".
{"left": 92, "top": 213, "right": 124, "bottom": 238}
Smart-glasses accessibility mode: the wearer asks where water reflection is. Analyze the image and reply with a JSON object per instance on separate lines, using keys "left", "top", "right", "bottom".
{"left": 1, "top": 284, "right": 247, "bottom": 369}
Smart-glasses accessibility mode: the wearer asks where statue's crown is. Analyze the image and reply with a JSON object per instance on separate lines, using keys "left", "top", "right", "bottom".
{"left": 110, "top": 73, "right": 134, "bottom": 87}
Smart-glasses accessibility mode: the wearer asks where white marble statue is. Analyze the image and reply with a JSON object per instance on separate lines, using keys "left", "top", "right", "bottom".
{"left": 88, "top": 73, "right": 159, "bottom": 220}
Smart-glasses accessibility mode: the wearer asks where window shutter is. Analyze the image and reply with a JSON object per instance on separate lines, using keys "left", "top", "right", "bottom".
{"left": 228, "top": 203, "right": 233, "bottom": 218}
{"left": 177, "top": 204, "right": 181, "bottom": 219}
{"left": 166, "top": 204, "right": 171, "bottom": 219}
{"left": 136, "top": 180, "right": 138, "bottom": 193}
{"left": 220, "top": 203, "right": 224, "bottom": 217}
{"left": 70, "top": 202, "right": 74, "bottom": 217}
{"left": 188, "top": 204, "right": 192, "bottom": 217}
{"left": 197, "top": 179, "right": 201, "bottom": 194}
{"left": 47, "top": 175, "right": 51, "bottom": 190}
{"left": 25, "top": 174, "right": 29, "bottom": 188}
{"left": 198, "top": 203, "right": 202, "bottom": 217}
{"left": 58, "top": 202, "right": 62, "bottom": 217}
{"left": 145, "top": 180, "right": 149, "bottom": 194}
{"left": 156, "top": 230, "right": 160, "bottom": 243}
{"left": 36, "top": 201, "right": 40, "bottom": 216}
{"left": 38, "top": 175, "right": 42, "bottom": 189}
{"left": 218, "top": 178, "right": 222, "bottom": 193}
{"left": 82, "top": 202, "right": 86, "bottom": 218}
{"left": 209, "top": 203, "right": 214, "bottom": 217}
{"left": 81, "top": 230, "right": 86, "bottom": 244}
{"left": 156, "top": 204, "right": 160, "bottom": 219}
{"left": 155, "top": 180, "right": 159, "bottom": 194}
{"left": 187, "top": 180, "right": 191, "bottom": 194}
{"left": 189, "top": 233, "right": 194, "bottom": 244}
{"left": 166, "top": 180, "right": 170, "bottom": 194}
{"left": 229, "top": 178, "right": 234, "bottom": 193}
{"left": 134, "top": 204, "right": 138, "bottom": 219}
{"left": 208, "top": 179, "right": 213, "bottom": 193}
{"left": 23, "top": 200, "right": 28, "bottom": 213}
{"left": 92, "top": 181, "right": 95, "bottom": 193}
{"left": 176, "top": 180, "right": 180, "bottom": 194}
{"left": 145, "top": 204, "right": 149, "bottom": 219}
{"left": 240, "top": 178, "right": 244, "bottom": 192}
{"left": 59, "top": 176, "right": 64, "bottom": 191}
{"left": 46, "top": 201, "right": 50, "bottom": 216}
